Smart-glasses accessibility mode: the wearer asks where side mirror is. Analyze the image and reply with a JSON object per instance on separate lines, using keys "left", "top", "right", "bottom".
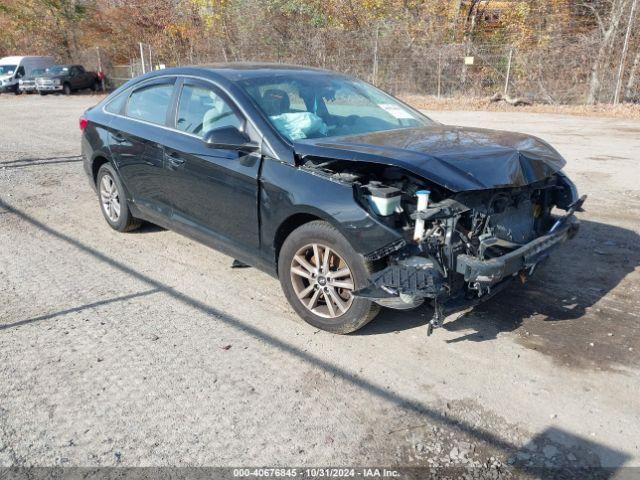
{"left": 202, "top": 126, "right": 259, "bottom": 153}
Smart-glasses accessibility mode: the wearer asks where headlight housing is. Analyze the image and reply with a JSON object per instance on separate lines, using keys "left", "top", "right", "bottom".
{"left": 52, "top": 79, "right": 61, "bottom": 85}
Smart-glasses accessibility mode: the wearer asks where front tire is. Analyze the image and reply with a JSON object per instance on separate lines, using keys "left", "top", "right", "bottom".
{"left": 96, "top": 163, "right": 141, "bottom": 232}
{"left": 63, "top": 83, "right": 71, "bottom": 95}
{"left": 278, "top": 221, "right": 379, "bottom": 334}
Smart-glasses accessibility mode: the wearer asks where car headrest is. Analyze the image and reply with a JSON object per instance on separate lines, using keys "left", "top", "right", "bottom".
{"left": 261, "top": 89, "right": 291, "bottom": 116}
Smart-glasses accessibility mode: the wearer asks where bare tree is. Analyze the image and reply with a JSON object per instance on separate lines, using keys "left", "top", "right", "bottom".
{"left": 584, "top": 0, "right": 630, "bottom": 104}
{"left": 625, "top": 48, "right": 640, "bottom": 99}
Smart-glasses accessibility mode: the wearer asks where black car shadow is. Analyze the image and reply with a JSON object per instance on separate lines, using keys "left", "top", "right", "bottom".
{"left": 357, "top": 219, "right": 640, "bottom": 345}
{"left": 131, "top": 222, "right": 166, "bottom": 233}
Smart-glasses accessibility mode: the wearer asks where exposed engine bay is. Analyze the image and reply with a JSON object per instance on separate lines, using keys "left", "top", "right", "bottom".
{"left": 302, "top": 157, "right": 585, "bottom": 334}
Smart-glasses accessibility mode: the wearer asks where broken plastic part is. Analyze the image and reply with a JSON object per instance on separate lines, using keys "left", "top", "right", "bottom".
{"left": 365, "top": 259, "right": 445, "bottom": 299}
{"left": 455, "top": 216, "right": 580, "bottom": 284}
{"left": 427, "top": 299, "right": 444, "bottom": 336}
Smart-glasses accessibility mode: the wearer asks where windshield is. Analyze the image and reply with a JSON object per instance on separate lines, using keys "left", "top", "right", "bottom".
{"left": 238, "top": 73, "right": 433, "bottom": 141}
{"left": 45, "top": 66, "right": 69, "bottom": 75}
{"left": 0, "top": 65, "right": 17, "bottom": 76}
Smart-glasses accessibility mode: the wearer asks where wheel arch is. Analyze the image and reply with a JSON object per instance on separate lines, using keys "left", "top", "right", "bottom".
{"left": 273, "top": 212, "right": 324, "bottom": 270}
{"left": 273, "top": 206, "right": 360, "bottom": 274}
{"left": 91, "top": 155, "right": 110, "bottom": 185}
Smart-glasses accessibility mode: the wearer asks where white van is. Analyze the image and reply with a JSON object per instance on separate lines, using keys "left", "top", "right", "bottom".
{"left": 0, "top": 56, "right": 54, "bottom": 94}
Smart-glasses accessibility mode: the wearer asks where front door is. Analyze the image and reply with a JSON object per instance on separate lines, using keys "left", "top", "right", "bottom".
{"left": 161, "top": 78, "right": 261, "bottom": 253}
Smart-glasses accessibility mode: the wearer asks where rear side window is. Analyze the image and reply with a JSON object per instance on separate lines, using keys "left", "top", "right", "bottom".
{"left": 104, "top": 90, "right": 129, "bottom": 114}
{"left": 126, "top": 83, "right": 174, "bottom": 125}
{"left": 176, "top": 84, "right": 242, "bottom": 137}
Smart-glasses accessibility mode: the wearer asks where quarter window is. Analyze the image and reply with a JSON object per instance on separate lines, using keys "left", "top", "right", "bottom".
{"left": 126, "top": 83, "right": 174, "bottom": 125}
{"left": 176, "top": 84, "right": 242, "bottom": 137}
{"left": 105, "top": 90, "right": 129, "bottom": 114}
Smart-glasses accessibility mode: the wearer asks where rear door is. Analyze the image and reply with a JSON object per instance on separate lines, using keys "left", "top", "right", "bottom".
{"left": 76, "top": 65, "right": 92, "bottom": 89}
{"left": 161, "top": 77, "right": 261, "bottom": 251}
{"left": 107, "top": 77, "right": 177, "bottom": 220}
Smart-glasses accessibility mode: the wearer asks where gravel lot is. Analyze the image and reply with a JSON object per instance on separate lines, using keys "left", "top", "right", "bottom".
{"left": 1, "top": 94, "right": 639, "bottom": 476}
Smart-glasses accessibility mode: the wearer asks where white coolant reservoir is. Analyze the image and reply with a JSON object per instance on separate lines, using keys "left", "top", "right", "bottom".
{"left": 413, "top": 189, "right": 431, "bottom": 241}
{"left": 364, "top": 182, "right": 402, "bottom": 216}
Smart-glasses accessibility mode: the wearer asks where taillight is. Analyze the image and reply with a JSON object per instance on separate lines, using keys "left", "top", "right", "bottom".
{"left": 79, "top": 117, "right": 88, "bottom": 131}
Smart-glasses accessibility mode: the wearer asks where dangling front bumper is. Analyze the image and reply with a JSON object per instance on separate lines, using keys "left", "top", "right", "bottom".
{"left": 354, "top": 198, "right": 584, "bottom": 317}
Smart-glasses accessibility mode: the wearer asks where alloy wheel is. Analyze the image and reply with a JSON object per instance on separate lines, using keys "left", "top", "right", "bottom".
{"left": 100, "top": 174, "right": 121, "bottom": 222}
{"left": 290, "top": 243, "right": 355, "bottom": 319}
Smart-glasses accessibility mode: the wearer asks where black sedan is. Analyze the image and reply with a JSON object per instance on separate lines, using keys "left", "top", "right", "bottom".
{"left": 81, "top": 64, "right": 584, "bottom": 334}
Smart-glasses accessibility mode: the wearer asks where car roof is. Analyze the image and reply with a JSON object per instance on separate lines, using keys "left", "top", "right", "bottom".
{"left": 129, "top": 63, "right": 352, "bottom": 98}
{"left": 203, "top": 62, "right": 334, "bottom": 77}
{"left": 0, "top": 56, "right": 23, "bottom": 64}
{"left": 150, "top": 63, "right": 345, "bottom": 82}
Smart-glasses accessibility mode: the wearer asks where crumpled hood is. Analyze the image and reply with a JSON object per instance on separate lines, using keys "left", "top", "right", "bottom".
{"left": 294, "top": 125, "right": 566, "bottom": 192}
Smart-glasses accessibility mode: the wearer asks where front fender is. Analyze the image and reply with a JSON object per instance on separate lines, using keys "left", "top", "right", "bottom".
{"left": 260, "top": 159, "right": 403, "bottom": 262}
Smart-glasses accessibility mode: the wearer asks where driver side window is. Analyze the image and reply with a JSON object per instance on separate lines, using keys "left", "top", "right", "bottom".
{"left": 176, "top": 84, "right": 242, "bottom": 138}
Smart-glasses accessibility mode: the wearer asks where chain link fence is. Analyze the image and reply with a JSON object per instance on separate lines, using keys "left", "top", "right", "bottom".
{"left": 87, "top": 31, "right": 637, "bottom": 105}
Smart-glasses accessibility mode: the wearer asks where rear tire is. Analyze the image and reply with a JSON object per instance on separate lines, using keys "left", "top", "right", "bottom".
{"left": 278, "top": 220, "right": 379, "bottom": 334}
{"left": 39, "top": 91, "right": 47, "bottom": 96}
{"left": 96, "top": 163, "right": 141, "bottom": 232}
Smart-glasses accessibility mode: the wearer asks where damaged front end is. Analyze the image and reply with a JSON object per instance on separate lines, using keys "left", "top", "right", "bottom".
{"left": 302, "top": 157, "right": 585, "bottom": 335}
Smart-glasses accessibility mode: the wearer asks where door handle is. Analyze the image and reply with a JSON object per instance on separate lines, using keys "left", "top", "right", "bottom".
{"left": 111, "top": 132, "right": 126, "bottom": 143}
{"left": 165, "top": 152, "right": 185, "bottom": 169}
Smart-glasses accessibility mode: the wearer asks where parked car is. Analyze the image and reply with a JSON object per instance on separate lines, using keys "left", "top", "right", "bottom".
{"left": 80, "top": 65, "right": 584, "bottom": 334}
{"left": 18, "top": 67, "right": 47, "bottom": 94}
{"left": 36, "top": 64, "right": 99, "bottom": 95}
{"left": 0, "top": 56, "right": 53, "bottom": 94}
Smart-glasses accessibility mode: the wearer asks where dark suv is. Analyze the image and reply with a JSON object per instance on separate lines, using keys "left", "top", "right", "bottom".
{"left": 81, "top": 64, "right": 583, "bottom": 334}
